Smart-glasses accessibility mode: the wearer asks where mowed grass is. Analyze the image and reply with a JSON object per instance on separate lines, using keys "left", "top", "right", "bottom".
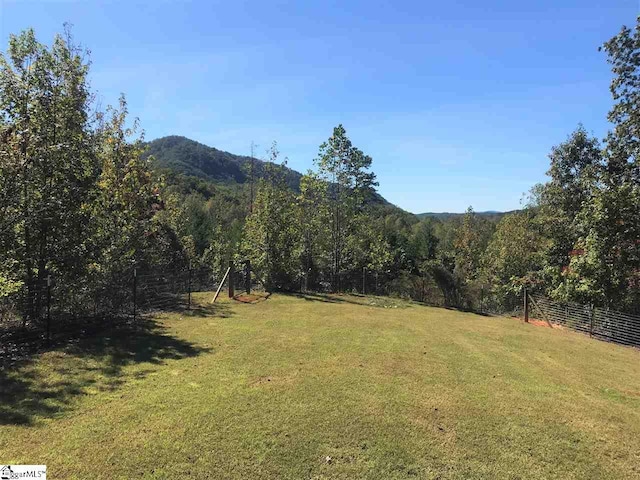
{"left": 2, "top": 293, "right": 640, "bottom": 479}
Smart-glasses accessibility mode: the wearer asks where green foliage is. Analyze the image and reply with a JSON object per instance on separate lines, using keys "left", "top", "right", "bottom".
{"left": 0, "top": 28, "right": 178, "bottom": 321}
{"left": 314, "top": 124, "right": 379, "bottom": 290}
{"left": 144, "top": 135, "right": 303, "bottom": 191}
{"left": 5, "top": 18, "right": 640, "bottom": 316}
{"left": 241, "top": 143, "right": 301, "bottom": 290}
{"left": 482, "top": 211, "right": 548, "bottom": 307}
{"left": 0, "top": 27, "right": 96, "bottom": 318}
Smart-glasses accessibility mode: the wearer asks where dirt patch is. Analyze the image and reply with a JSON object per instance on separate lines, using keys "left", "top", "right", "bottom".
{"left": 526, "top": 317, "right": 563, "bottom": 329}
{"left": 233, "top": 292, "right": 271, "bottom": 304}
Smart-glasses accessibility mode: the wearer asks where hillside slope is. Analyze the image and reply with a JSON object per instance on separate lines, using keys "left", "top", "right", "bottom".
{"left": 3, "top": 293, "right": 640, "bottom": 479}
{"left": 143, "top": 136, "right": 303, "bottom": 190}
{"left": 144, "top": 135, "right": 398, "bottom": 209}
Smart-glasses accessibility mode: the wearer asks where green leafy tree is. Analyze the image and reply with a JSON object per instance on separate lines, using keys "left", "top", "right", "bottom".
{"left": 241, "top": 143, "right": 300, "bottom": 291}
{"left": 314, "top": 125, "right": 378, "bottom": 291}
{"left": 483, "top": 211, "right": 548, "bottom": 307}
{"left": 549, "top": 18, "right": 640, "bottom": 311}
{"left": 297, "top": 172, "right": 331, "bottom": 289}
{"left": 0, "top": 27, "right": 95, "bottom": 319}
{"left": 533, "top": 127, "right": 602, "bottom": 275}
{"left": 87, "top": 95, "right": 173, "bottom": 308}
{"left": 453, "top": 207, "right": 493, "bottom": 281}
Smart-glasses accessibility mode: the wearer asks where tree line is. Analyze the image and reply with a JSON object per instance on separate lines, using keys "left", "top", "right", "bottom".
{"left": 2, "top": 18, "right": 640, "bottom": 327}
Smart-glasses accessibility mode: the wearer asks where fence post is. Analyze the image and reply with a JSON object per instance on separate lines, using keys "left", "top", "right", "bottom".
{"left": 245, "top": 260, "right": 251, "bottom": 294}
{"left": 523, "top": 287, "right": 529, "bottom": 323}
{"left": 228, "top": 260, "right": 235, "bottom": 298}
{"left": 589, "top": 304, "right": 594, "bottom": 337}
{"left": 362, "top": 267, "right": 366, "bottom": 295}
{"left": 480, "top": 286, "right": 484, "bottom": 315}
{"left": 46, "top": 274, "right": 51, "bottom": 347}
{"left": 187, "top": 266, "right": 192, "bottom": 311}
{"left": 133, "top": 267, "right": 137, "bottom": 322}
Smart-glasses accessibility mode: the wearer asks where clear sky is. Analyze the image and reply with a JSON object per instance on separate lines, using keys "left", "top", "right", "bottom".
{"left": 1, "top": 0, "right": 638, "bottom": 213}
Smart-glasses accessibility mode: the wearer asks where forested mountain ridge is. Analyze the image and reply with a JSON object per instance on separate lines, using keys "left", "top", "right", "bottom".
{"left": 143, "top": 135, "right": 303, "bottom": 190}
{"left": 144, "top": 135, "right": 397, "bottom": 209}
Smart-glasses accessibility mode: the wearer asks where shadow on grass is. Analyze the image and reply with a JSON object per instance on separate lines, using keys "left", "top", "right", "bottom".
{"left": 289, "top": 292, "right": 495, "bottom": 314}
{"left": 0, "top": 308, "right": 224, "bottom": 426}
{"left": 289, "top": 292, "right": 358, "bottom": 304}
{"left": 149, "top": 299, "right": 234, "bottom": 318}
{"left": 288, "top": 292, "right": 409, "bottom": 309}
{"left": 233, "top": 292, "right": 271, "bottom": 304}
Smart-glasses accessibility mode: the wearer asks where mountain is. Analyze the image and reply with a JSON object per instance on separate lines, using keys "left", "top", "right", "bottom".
{"left": 144, "top": 135, "right": 394, "bottom": 208}
{"left": 144, "top": 136, "right": 510, "bottom": 220}
{"left": 143, "top": 135, "right": 303, "bottom": 191}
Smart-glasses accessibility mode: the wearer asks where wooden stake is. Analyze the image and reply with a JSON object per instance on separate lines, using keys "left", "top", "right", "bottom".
{"left": 211, "top": 267, "right": 231, "bottom": 303}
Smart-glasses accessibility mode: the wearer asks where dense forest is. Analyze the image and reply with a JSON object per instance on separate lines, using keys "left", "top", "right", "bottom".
{"left": 1, "top": 17, "right": 640, "bottom": 325}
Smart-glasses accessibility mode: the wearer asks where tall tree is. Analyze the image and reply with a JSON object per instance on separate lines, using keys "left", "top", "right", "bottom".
{"left": 600, "top": 17, "right": 640, "bottom": 183}
{"left": 453, "top": 207, "right": 493, "bottom": 281}
{"left": 483, "top": 211, "right": 547, "bottom": 307}
{"left": 241, "top": 143, "right": 300, "bottom": 291}
{"left": 297, "top": 171, "right": 330, "bottom": 289}
{"left": 89, "top": 97, "right": 164, "bottom": 276}
{"left": 314, "top": 125, "right": 377, "bottom": 291}
{"left": 534, "top": 127, "right": 602, "bottom": 273}
{"left": 0, "top": 27, "right": 95, "bottom": 319}
{"left": 552, "top": 18, "right": 640, "bottom": 311}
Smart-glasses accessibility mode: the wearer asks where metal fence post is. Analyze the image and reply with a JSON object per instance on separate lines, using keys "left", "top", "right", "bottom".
{"left": 362, "top": 267, "right": 366, "bottom": 295}
{"left": 523, "top": 287, "right": 529, "bottom": 323}
{"left": 589, "top": 304, "right": 594, "bottom": 337}
{"left": 245, "top": 260, "right": 251, "bottom": 294}
{"left": 187, "top": 266, "right": 192, "bottom": 311}
{"left": 228, "top": 260, "right": 235, "bottom": 298}
{"left": 133, "top": 267, "right": 137, "bottom": 322}
{"left": 46, "top": 274, "right": 51, "bottom": 346}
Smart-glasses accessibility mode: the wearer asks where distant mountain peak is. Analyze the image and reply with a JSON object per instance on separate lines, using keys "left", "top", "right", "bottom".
{"left": 143, "top": 135, "right": 302, "bottom": 190}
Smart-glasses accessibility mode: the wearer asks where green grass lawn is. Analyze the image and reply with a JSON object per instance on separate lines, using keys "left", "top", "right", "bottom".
{"left": 2, "top": 293, "right": 640, "bottom": 479}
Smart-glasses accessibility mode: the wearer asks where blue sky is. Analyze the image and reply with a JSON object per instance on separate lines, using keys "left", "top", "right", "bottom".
{"left": 1, "top": 0, "right": 638, "bottom": 213}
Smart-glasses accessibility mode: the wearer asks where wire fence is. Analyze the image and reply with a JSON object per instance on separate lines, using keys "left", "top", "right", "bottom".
{"left": 0, "top": 266, "right": 226, "bottom": 359}
{"left": 530, "top": 294, "right": 640, "bottom": 348}
{"left": 7, "top": 257, "right": 638, "bottom": 359}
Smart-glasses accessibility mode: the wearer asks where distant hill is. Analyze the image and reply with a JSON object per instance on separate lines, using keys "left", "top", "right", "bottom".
{"left": 143, "top": 135, "right": 303, "bottom": 191}
{"left": 416, "top": 211, "right": 514, "bottom": 221}
{"left": 143, "top": 135, "right": 395, "bottom": 208}
{"left": 144, "top": 136, "right": 508, "bottom": 220}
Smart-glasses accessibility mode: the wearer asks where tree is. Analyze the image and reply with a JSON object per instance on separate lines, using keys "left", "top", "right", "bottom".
{"left": 314, "top": 125, "right": 378, "bottom": 291}
{"left": 483, "top": 211, "right": 548, "bottom": 308}
{"left": 88, "top": 96, "right": 166, "bottom": 277}
{"left": 453, "top": 207, "right": 493, "bottom": 281}
{"left": 241, "top": 143, "right": 300, "bottom": 291}
{"left": 600, "top": 17, "right": 640, "bottom": 183}
{"left": 534, "top": 127, "right": 602, "bottom": 275}
{"left": 0, "top": 27, "right": 95, "bottom": 320}
{"left": 547, "top": 18, "right": 640, "bottom": 311}
{"left": 297, "top": 172, "right": 330, "bottom": 289}
{"left": 408, "top": 218, "right": 438, "bottom": 265}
